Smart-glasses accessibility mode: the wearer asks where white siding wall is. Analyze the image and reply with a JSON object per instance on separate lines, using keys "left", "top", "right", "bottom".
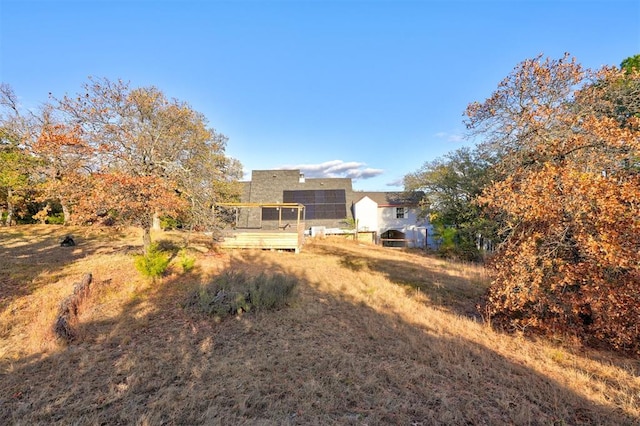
{"left": 378, "top": 207, "right": 433, "bottom": 248}
{"left": 378, "top": 206, "right": 423, "bottom": 230}
{"left": 353, "top": 196, "right": 378, "bottom": 231}
{"left": 354, "top": 201, "right": 435, "bottom": 249}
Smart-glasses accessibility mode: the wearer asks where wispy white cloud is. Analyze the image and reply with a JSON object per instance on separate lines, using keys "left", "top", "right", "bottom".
{"left": 435, "top": 131, "right": 464, "bottom": 143}
{"left": 385, "top": 177, "right": 404, "bottom": 188}
{"left": 280, "top": 160, "right": 384, "bottom": 180}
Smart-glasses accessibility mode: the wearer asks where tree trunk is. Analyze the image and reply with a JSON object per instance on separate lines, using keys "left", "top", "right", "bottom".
{"left": 5, "top": 188, "right": 14, "bottom": 226}
{"left": 62, "top": 202, "right": 71, "bottom": 225}
{"left": 152, "top": 211, "right": 161, "bottom": 231}
{"left": 142, "top": 226, "right": 152, "bottom": 254}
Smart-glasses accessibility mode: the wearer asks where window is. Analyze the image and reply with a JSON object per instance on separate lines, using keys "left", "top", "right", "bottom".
{"left": 283, "top": 189, "right": 347, "bottom": 220}
{"left": 396, "top": 207, "right": 405, "bottom": 219}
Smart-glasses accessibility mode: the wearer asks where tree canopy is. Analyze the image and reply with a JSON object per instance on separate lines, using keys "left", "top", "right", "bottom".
{"left": 465, "top": 54, "right": 640, "bottom": 354}
{"left": 0, "top": 84, "right": 41, "bottom": 225}
{"left": 404, "top": 146, "right": 497, "bottom": 260}
{"left": 621, "top": 54, "right": 640, "bottom": 73}
{"left": 0, "top": 78, "right": 242, "bottom": 253}
{"left": 406, "top": 53, "right": 640, "bottom": 354}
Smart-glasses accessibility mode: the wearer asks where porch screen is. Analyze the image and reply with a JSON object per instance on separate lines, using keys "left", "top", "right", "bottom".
{"left": 283, "top": 189, "right": 346, "bottom": 220}
{"left": 261, "top": 207, "right": 299, "bottom": 221}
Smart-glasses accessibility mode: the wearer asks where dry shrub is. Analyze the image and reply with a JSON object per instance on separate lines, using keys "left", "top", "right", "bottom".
{"left": 187, "top": 270, "right": 297, "bottom": 318}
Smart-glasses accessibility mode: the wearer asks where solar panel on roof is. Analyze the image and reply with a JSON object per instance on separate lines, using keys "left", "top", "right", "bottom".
{"left": 281, "top": 190, "right": 347, "bottom": 220}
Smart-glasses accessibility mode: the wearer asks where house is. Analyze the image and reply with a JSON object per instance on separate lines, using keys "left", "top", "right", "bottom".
{"left": 353, "top": 192, "right": 433, "bottom": 248}
{"left": 237, "top": 169, "right": 354, "bottom": 230}
{"left": 235, "top": 169, "right": 434, "bottom": 249}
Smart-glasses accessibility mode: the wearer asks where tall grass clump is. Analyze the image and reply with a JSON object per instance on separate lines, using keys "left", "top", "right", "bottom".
{"left": 249, "top": 272, "right": 297, "bottom": 310}
{"left": 134, "top": 243, "right": 171, "bottom": 279}
{"left": 179, "top": 249, "right": 196, "bottom": 273}
{"left": 188, "top": 271, "right": 297, "bottom": 319}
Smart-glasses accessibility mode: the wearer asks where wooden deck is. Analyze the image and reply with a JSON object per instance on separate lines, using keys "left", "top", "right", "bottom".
{"left": 214, "top": 202, "right": 306, "bottom": 253}
{"left": 217, "top": 225, "right": 305, "bottom": 253}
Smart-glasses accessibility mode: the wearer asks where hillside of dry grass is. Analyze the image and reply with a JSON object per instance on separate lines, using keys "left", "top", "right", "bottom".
{"left": 1, "top": 225, "right": 639, "bottom": 425}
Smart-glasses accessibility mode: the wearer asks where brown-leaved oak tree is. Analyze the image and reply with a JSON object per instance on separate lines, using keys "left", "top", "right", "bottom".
{"left": 32, "top": 122, "right": 93, "bottom": 224}
{"left": 466, "top": 54, "right": 640, "bottom": 354}
{"left": 54, "top": 78, "right": 240, "bottom": 253}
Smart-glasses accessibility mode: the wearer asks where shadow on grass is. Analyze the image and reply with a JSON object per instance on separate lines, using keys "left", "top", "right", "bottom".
{"left": 0, "top": 225, "right": 122, "bottom": 313}
{"left": 308, "top": 241, "right": 488, "bottom": 319}
{"left": 1, "top": 248, "right": 638, "bottom": 425}
{"left": 0, "top": 225, "right": 189, "bottom": 312}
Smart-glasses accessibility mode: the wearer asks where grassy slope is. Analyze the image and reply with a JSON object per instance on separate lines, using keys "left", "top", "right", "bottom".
{"left": 0, "top": 225, "right": 638, "bottom": 425}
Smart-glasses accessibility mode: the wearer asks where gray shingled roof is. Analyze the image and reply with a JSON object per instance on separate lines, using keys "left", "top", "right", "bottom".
{"left": 354, "top": 191, "right": 424, "bottom": 206}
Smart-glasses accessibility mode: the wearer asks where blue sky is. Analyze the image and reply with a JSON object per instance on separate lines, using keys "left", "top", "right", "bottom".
{"left": 1, "top": 0, "right": 639, "bottom": 190}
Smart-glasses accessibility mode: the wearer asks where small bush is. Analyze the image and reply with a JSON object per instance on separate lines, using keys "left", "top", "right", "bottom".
{"left": 46, "top": 213, "right": 65, "bottom": 225}
{"left": 187, "top": 271, "right": 297, "bottom": 319}
{"left": 179, "top": 249, "right": 196, "bottom": 273}
{"left": 160, "top": 215, "right": 179, "bottom": 230}
{"left": 134, "top": 244, "right": 171, "bottom": 279}
{"left": 433, "top": 224, "right": 483, "bottom": 262}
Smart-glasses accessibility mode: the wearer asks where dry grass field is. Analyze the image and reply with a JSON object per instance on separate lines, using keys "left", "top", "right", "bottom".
{"left": 1, "top": 225, "right": 639, "bottom": 425}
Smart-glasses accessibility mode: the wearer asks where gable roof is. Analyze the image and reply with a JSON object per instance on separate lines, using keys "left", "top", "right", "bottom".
{"left": 354, "top": 191, "right": 424, "bottom": 206}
